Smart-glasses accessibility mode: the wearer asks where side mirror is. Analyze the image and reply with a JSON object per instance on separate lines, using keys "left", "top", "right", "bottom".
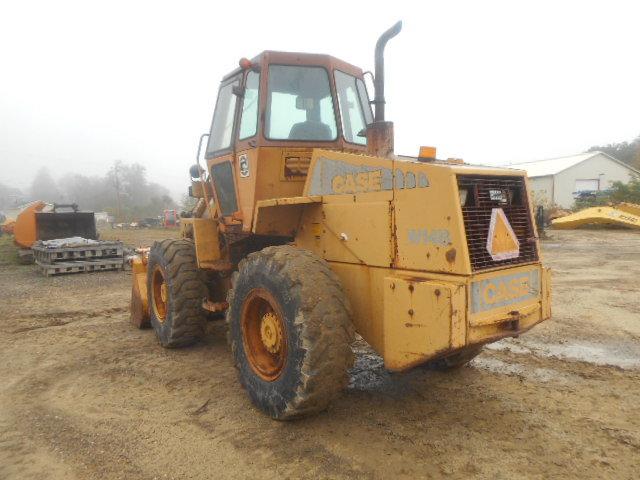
{"left": 189, "top": 164, "right": 204, "bottom": 179}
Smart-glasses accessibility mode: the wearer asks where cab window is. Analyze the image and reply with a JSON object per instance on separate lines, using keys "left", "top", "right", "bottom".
{"left": 238, "top": 71, "right": 260, "bottom": 140}
{"left": 206, "top": 76, "right": 240, "bottom": 155}
{"left": 266, "top": 65, "right": 337, "bottom": 141}
{"left": 210, "top": 161, "right": 238, "bottom": 215}
{"left": 334, "top": 70, "right": 372, "bottom": 145}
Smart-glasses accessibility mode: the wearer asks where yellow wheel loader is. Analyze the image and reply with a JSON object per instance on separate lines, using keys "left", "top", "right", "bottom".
{"left": 130, "top": 22, "right": 551, "bottom": 419}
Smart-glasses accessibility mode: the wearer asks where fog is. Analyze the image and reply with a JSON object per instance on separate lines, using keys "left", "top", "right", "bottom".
{"left": 1, "top": 0, "right": 638, "bottom": 203}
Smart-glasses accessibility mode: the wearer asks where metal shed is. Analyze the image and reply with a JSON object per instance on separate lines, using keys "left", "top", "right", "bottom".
{"left": 505, "top": 152, "right": 639, "bottom": 208}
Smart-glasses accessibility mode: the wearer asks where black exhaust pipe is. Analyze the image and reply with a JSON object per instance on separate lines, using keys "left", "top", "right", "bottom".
{"left": 373, "top": 21, "right": 402, "bottom": 123}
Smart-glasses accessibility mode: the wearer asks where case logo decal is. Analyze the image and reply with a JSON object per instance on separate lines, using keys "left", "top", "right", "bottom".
{"left": 470, "top": 269, "right": 540, "bottom": 313}
{"left": 239, "top": 154, "right": 250, "bottom": 178}
{"left": 308, "top": 157, "right": 429, "bottom": 195}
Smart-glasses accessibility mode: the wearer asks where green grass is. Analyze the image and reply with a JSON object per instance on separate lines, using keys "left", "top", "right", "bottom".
{"left": 0, "top": 234, "right": 19, "bottom": 267}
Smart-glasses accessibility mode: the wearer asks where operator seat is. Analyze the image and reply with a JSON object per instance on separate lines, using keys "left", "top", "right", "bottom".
{"left": 288, "top": 121, "right": 333, "bottom": 141}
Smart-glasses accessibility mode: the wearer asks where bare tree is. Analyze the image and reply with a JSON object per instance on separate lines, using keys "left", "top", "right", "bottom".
{"left": 29, "top": 167, "right": 61, "bottom": 203}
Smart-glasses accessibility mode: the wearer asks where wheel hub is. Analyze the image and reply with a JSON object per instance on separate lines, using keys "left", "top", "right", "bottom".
{"left": 160, "top": 282, "right": 168, "bottom": 303}
{"left": 260, "top": 312, "right": 282, "bottom": 354}
{"left": 240, "top": 289, "right": 288, "bottom": 381}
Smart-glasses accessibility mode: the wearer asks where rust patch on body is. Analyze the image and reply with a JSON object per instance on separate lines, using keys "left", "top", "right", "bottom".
{"left": 445, "top": 247, "right": 457, "bottom": 263}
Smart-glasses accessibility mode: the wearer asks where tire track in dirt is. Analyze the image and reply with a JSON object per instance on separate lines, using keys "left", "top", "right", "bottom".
{"left": 0, "top": 347, "right": 155, "bottom": 479}
{"left": 3, "top": 307, "right": 129, "bottom": 334}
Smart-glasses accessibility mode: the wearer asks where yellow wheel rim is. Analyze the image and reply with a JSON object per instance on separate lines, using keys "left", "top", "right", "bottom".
{"left": 151, "top": 265, "right": 168, "bottom": 322}
{"left": 241, "top": 289, "right": 287, "bottom": 381}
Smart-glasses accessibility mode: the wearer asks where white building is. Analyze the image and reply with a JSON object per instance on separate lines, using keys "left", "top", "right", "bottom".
{"left": 506, "top": 152, "right": 639, "bottom": 208}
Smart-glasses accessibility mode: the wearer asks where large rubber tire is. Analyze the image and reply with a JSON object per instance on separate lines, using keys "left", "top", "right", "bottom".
{"left": 226, "top": 245, "right": 355, "bottom": 420}
{"left": 147, "top": 239, "right": 207, "bottom": 348}
{"left": 426, "top": 346, "right": 483, "bottom": 371}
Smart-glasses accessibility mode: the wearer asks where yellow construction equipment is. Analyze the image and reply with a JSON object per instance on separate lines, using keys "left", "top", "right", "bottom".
{"left": 1, "top": 217, "right": 15, "bottom": 235}
{"left": 130, "top": 22, "right": 552, "bottom": 419}
{"left": 552, "top": 203, "right": 640, "bottom": 229}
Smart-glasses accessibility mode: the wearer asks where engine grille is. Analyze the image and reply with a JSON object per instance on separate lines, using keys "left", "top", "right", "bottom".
{"left": 458, "top": 175, "right": 538, "bottom": 271}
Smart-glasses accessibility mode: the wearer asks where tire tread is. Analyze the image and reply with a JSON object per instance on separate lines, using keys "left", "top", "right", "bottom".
{"left": 226, "top": 245, "right": 354, "bottom": 419}
{"left": 148, "top": 239, "right": 206, "bottom": 348}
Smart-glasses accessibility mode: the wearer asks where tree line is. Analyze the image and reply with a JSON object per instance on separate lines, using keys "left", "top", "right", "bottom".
{"left": 588, "top": 134, "right": 640, "bottom": 169}
{"left": 0, "top": 161, "right": 176, "bottom": 222}
{"left": 3, "top": 135, "right": 638, "bottom": 218}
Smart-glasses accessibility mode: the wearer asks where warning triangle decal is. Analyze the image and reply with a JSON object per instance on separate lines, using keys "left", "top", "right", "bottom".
{"left": 486, "top": 208, "right": 520, "bottom": 261}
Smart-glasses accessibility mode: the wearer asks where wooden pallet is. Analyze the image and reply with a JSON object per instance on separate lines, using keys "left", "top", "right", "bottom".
{"left": 36, "top": 258, "right": 124, "bottom": 276}
{"left": 31, "top": 241, "right": 124, "bottom": 264}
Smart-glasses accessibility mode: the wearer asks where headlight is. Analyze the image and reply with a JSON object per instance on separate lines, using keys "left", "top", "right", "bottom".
{"left": 459, "top": 188, "right": 468, "bottom": 206}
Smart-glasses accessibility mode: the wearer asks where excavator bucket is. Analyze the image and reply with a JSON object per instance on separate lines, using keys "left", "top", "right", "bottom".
{"left": 130, "top": 249, "right": 151, "bottom": 328}
{"left": 35, "top": 211, "right": 96, "bottom": 241}
{"left": 13, "top": 201, "right": 47, "bottom": 249}
{"left": 551, "top": 204, "right": 640, "bottom": 230}
{"left": 14, "top": 202, "right": 97, "bottom": 249}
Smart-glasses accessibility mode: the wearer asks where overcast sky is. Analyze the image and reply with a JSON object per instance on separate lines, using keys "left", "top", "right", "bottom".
{"left": 1, "top": 0, "right": 638, "bottom": 201}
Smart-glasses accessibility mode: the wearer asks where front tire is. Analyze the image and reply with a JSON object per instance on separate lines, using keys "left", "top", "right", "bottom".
{"left": 147, "top": 239, "right": 207, "bottom": 347}
{"left": 227, "top": 245, "right": 354, "bottom": 420}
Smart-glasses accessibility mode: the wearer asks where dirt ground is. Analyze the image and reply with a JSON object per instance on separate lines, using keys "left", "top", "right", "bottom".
{"left": 1, "top": 228, "right": 639, "bottom": 479}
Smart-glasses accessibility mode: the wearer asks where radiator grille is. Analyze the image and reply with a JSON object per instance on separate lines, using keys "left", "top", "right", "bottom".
{"left": 458, "top": 175, "right": 538, "bottom": 271}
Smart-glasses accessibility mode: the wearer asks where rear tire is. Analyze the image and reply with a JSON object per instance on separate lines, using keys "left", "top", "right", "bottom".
{"left": 147, "top": 239, "right": 206, "bottom": 347}
{"left": 227, "top": 245, "right": 354, "bottom": 420}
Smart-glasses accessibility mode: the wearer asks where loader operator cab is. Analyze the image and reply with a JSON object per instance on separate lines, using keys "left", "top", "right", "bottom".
{"left": 199, "top": 51, "right": 376, "bottom": 229}
{"left": 204, "top": 52, "right": 373, "bottom": 160}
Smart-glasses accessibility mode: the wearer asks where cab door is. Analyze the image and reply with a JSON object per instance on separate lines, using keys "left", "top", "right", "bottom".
{"left": 233, "top": 69, "right": 261, "bottom": 232}
{"left": 205, "top": 73, "right": 243, "bottom": 224}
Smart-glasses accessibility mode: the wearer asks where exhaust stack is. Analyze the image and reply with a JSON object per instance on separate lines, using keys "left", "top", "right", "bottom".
{"left": 367, "top": 21, "right": 402, "bottom": 158}
{"left": 373, "top": 20, "right": 402, "bottom": 122}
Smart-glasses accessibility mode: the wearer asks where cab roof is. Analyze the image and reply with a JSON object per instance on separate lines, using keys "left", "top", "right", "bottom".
{"left": 222, "top": 50, "right": 365, "bottom": 82}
